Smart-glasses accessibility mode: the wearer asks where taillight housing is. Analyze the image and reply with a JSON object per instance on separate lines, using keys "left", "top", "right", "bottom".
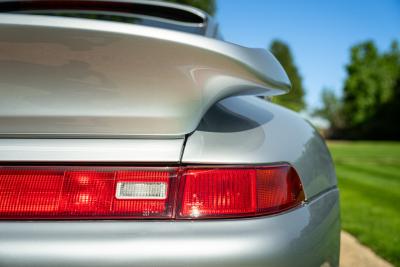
{"left": 0, "top": 164, "right": 304, "bottom": 220}
{"left": 0, "top": 167, "right": 178, "bottom": 219}
{"left": 177, "top": 165, "right": 304, "bottom": 219}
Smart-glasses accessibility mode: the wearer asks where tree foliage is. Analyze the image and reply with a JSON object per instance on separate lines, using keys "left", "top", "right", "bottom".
{"left": 319, "top": 40, "right": 400, "bottom": 139}
{"left": 160, "top": 0, "right": 216, "bottom": 15}
{"left": 314, "top": 88, "right": 344, "bottom": 132}
{"left": 343, "top": 41, "right": 399, "bottom": 126}
{"left": 269, "top": 40, "right": 306, "bottom": 112}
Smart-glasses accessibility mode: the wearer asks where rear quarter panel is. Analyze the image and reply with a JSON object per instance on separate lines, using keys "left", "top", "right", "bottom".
{"left": 182, "top": 96, "right": 337, "bottom": 198}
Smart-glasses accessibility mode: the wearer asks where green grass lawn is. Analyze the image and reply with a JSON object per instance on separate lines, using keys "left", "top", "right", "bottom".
{"left": 327, "top": 141, "right": 400, "bottom": 266}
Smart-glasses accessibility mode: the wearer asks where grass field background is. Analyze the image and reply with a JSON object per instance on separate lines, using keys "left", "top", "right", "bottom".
{"left": 327, "top": 141, "right": 400, "bottom": 266}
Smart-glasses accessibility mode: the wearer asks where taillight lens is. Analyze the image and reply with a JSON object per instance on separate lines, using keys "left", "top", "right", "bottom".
{"left": 0, "top": 165, "right": 304, "bottom": 220}
{"left": 177, "top": 165, "right": 304, "bottom": 219}
{"left": 0, "top": 167, "right": 177, "bottom": 219}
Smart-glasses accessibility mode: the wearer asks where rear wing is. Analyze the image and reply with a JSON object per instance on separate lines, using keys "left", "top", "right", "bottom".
{"left": 0, "top": 7, "right": 290, "bottom": 137}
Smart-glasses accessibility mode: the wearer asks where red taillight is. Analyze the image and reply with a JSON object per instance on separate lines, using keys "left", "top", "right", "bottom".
{"left": 0, "top": 167, "right": 177, "bottom": 219}
{"left": 177, "top": 166, "right": 304, "bottom": 218}
{"left": 0, "top": 165, "right": 304, "bottom": 220}
{"left": 178, "top": 169, "right": 257, "bottom": 217}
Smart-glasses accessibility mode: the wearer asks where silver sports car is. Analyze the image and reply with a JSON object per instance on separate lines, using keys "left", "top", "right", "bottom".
{"left": 0, "top": 1, "right": 340, "bottom": 266}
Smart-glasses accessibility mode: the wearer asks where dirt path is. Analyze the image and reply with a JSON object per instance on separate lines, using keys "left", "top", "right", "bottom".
{"left": 340, "top": 231, "right": 393, "bottom": 267}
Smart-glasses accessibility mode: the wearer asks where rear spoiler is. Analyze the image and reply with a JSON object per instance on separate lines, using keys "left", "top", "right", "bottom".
{"left": 0, "top": 12, "right": 290, "bottom": 137}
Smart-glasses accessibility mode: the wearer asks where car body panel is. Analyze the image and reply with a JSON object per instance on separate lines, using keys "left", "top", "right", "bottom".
{"left": 0, "top": 189, "right": 339, "bottom": 267}
{"left": 0, "top": 1, "right": 340, "bottom": 266}
{"left": 0, "top": 13, "right": 289, "bottom": 137}
{"left": 0, "top": 138, "right": 184, "bottom": 162}
{"left": 182, "top": 96, "right": 337, "bottom": 198}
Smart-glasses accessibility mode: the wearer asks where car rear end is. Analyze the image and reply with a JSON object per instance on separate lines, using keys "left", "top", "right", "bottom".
{"left": 0, "top": 141, "right": 339, "bottom": 267}
{"left": 0, "top": 1, "right": 340, "bottom": 266}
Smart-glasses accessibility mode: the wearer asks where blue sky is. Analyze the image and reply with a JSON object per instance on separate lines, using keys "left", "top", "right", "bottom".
{"left": 216, "top": 0, "right": 400, "bottom": 110}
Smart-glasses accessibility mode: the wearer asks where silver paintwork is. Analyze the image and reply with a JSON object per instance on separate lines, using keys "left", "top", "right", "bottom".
{"left": 0, "top": 2, "right": 339, "bottom": 266}
{"left": 0, "top": 138, "right": 183, "bottom": 162}
{"left": 0, "top": 13, "right": 289, "bottom": 137}
{"left": 0, "top": 189, "right": 340, "bottom": 267}
{"left": 182, "top": 96, "right": 337, "bottom": 198}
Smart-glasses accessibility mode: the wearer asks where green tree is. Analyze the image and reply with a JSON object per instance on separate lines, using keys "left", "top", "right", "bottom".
{"left": 314, "top": 88, "right": 344, "bottom": 133}
{"left": 269, "top": 40, "right": 306, "bottom": 112}
{"left": 320, "top": 40, "right": 400, "bottom": 139}
{"left": 364, "top": 72, "right": 400, "bottom": 139}
{"left": 343, "top": 41, "right": 399, "bottom": 127}
{"left": 359, "top": 42, "right": 400, "bottom": 139}
{"left": 160, "top": 0, "right": 216, "bottom": 15}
